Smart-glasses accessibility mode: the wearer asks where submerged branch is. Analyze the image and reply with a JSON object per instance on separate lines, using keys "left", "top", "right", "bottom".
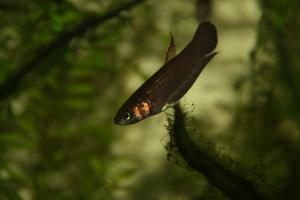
{"left": 166, "top": 103, "right": 277, "bottom": 200}
{"left": 0, "top": 0, "right": 147, "bottom": 101}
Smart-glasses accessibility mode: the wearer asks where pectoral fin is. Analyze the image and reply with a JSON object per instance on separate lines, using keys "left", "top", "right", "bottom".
{"left": 165, "top": 30, "right": 176, "bottom": 63}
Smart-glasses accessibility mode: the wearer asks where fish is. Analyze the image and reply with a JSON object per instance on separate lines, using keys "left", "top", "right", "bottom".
{"left": 114, "top": 21, "right": 218, "bottom": 125}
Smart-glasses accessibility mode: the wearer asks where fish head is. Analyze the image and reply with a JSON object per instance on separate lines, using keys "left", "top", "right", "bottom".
{"left": 114, "top": 110, "right": 136, "bottom": 125}
{"left": 114, "top": 101, "right": 151, "bottom": 125}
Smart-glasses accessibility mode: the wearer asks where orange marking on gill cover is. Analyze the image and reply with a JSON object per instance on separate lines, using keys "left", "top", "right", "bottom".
{"left": 141, "top": 102, "right": 150, "bottom": 116}
{"left": 133, "top": 107, "right": 142, "bottom": 120}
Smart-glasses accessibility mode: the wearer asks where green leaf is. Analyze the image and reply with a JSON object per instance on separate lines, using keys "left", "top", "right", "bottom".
{"left": 65, "top": 84, "right": 94, "bottom": 95}
{"left": 0, "top": 183, "right": 23, "bottom": 200}
{"left": 62, "top": 98, "right": 91, "bottom": 110}
{"left": 16, "top": 118, "right": 37, "bottom": 135}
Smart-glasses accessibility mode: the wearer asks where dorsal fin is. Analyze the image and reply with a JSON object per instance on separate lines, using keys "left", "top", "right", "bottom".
{"left": 165, "top": 30, "right": 176, "bottom": 63}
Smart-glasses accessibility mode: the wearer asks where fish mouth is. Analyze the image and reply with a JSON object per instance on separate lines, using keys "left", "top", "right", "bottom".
{"left": 113, "top": 118, "right": 128, "bottom": 125}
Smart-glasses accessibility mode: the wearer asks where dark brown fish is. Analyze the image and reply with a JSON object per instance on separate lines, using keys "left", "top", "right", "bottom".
{"left": 114, "top": 21, "right": 218, "bottom": 125}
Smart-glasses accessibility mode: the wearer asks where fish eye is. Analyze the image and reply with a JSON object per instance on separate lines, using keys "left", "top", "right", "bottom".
{"left": 123, "top": 112, "right": 130, "bottom": 120}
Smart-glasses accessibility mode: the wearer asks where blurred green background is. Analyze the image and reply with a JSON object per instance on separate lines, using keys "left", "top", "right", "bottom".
{"left": 0, "top": 0, "right": 300, "bottom": 199}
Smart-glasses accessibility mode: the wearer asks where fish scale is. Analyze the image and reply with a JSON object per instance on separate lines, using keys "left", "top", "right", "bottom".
{"left": 114, "top": 21, "right": 218, "bottom": 125}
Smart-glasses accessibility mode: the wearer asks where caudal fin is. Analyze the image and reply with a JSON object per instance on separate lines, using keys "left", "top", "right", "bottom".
{"left": 192, "top": 21, "right": 218, "bottom": 55}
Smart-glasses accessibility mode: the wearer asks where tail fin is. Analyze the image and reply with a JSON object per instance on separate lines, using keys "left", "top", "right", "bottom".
{"left": 192, "top": 21, "right": 218, "bottom": 55}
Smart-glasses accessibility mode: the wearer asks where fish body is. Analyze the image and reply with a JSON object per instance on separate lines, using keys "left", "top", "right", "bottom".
{"left": 114, "top": 21, "right": 218, "bottom": 125}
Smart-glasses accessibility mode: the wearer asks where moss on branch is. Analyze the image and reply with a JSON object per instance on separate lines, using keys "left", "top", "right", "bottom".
{"left": 165, "top": 103, "right": 278, "bottom": 200}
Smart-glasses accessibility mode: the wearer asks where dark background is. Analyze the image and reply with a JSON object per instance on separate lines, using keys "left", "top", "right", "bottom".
{"left": 0, "top": 0, "right": 300, "bottom": 199}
